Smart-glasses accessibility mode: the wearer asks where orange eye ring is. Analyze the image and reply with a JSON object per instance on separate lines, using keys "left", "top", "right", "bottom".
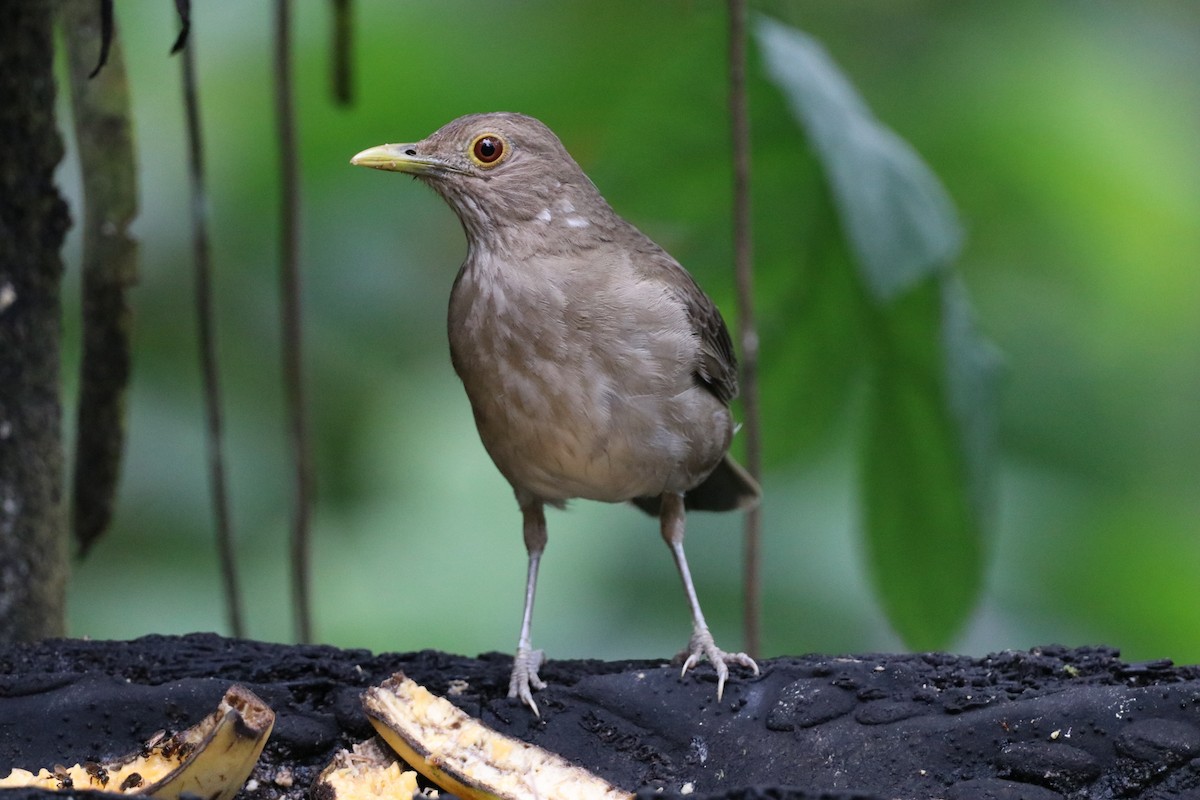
{"left": 470, "top": 134, "right": 506, "bottom": 167}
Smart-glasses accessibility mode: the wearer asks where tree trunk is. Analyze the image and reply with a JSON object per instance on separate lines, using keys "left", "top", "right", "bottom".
{"left": 0, "top": 0, "right": 71, "bottom": 641}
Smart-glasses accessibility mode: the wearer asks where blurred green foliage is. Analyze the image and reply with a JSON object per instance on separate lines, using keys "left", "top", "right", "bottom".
{"left": 56, "top": 1, "right": 1199, "bottom": 664}
{"left": 756, "top": 17, "right": 997, "bottom": 649}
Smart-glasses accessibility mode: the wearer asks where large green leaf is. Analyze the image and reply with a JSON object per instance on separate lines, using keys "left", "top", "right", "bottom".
{"left": 938, "top": 276, "right": 1002, "bottom": 523}
{"left": 754, "top": 16, "right": 999, "bottom": 648}
{"left": 754, "top": 15, "right": 963, "bottom": 301}
{"left": 755, "top": 175, "right": 869, "bottom": 462}
{"left": 861, "top": 281, "right": 996, "bottom": 649}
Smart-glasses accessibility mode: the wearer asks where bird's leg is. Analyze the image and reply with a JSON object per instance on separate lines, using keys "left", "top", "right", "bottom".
{"left": 509, "top": 501, "right": 548, "bottom": 715}
{"left": 660, "top": 491, "right": 759, "bottom": 700}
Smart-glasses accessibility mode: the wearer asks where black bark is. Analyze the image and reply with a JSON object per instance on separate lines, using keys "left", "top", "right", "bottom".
{"left": 0, "top": 0, "right": 71, "bottom": 642}
{"left": 2, "top": 636, "right": 1199, "bottom": 799}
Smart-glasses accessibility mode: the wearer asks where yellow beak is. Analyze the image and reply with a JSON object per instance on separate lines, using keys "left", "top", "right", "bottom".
{"left": 350, "top": 144, "right": 449, "bottom": 175}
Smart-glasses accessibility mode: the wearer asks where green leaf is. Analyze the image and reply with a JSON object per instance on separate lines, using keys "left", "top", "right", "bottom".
{"left": 754, "top": 16, "right": 1001, "bottom": 648}
{"left": 755, "top": 172, "right": 869, "bottom": 462}
{"left": 938, "top": 276, "right": 1003, "bottom": 522}
{"left": 754, "top": 16, "right": 963, "bottom": 302}
{"left": 861, "top": 280, "right": 997, "bottom": 649}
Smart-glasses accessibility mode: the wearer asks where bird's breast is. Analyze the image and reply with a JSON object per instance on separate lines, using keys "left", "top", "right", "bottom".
{"left": 447, "top": 253, "right": 730, "bottom": 504}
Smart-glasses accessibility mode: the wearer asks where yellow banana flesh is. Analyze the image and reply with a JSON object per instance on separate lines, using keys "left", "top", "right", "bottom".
{"left": 0, "top": 684, "right": 274, "bottom": 800}
{"left": 310, "top": 737, "right": 421, "bottom": 800}
{"left": 363, "top": 673, "right": 632, "bottom": 800}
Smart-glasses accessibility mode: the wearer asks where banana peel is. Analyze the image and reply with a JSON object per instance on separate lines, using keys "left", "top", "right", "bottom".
{"left": 0, "top": 684, "right": 274, "bottom": 800}
{"left": 362, "top": 673, "right": 631, "bottom": 800}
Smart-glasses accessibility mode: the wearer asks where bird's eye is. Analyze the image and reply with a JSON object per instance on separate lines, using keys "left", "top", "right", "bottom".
{"left": 470, "top": 134, "right": 506, "bottom": 167}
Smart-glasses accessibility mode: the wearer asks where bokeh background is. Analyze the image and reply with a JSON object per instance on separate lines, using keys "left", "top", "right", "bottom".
{"left": 56, "top": 1, "right": 1199, "bottom": 663}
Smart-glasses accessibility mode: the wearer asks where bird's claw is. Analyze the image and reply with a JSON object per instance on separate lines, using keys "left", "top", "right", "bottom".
{"left": 678, "top": 628, "right": 759, "bottom": 701}
{"left": 508, "top": 646, "right": 547, "bottom": 716}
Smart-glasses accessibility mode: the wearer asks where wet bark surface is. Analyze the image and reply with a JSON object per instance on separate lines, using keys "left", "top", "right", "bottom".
{"left": 2, "top": 634, "right": 1199, "bottom": 799}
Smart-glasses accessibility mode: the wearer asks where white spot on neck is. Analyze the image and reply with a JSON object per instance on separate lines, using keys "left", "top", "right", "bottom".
{"left": 535, "top": 208, "right": 552, "bottom": 223}
{"left": 566, "top": 217, "right": 590, "bottom": 228}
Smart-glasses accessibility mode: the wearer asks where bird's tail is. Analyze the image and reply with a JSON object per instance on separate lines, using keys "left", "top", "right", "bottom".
{"left": 631, "top": 455, "right": 761, "bottom": 516}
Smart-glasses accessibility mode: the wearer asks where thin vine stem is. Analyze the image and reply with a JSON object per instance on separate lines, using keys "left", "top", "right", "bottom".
{"left": 727, "top": 0, "right": 762, "bottom": 658}
{"left": 274, "top": 0, "right": 314, "bottom": 644}
{"left": 180, "top": 33, "right": 245, "bottom": 638}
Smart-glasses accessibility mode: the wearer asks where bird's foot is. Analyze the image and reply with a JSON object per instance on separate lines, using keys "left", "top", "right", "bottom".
{"left": 678, "top": 627, "right": 759, "bottom": 701}
{"left": 507, "top": 646, "right": 547, "bottom": 716}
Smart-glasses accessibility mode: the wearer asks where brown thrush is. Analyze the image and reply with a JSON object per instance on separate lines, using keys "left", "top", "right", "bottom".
{"left": 352, "top": 113, "right": 760, "bottom": 714}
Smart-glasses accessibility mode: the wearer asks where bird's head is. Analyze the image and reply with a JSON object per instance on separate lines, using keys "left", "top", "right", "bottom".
{"left": 352, "top": 112, "right": 608, "bottom": 246}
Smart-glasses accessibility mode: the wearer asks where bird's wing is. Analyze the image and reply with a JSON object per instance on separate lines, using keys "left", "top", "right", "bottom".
{"left": 684, "top": 273, "right": 739, "bottom": 405}
{"left": 637, "top": 246, "right": 739, "bottom": 406}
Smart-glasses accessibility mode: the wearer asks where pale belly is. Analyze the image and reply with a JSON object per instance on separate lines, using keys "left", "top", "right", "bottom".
{"left": 451, "top": 329, "right": 732, "bottom": 504}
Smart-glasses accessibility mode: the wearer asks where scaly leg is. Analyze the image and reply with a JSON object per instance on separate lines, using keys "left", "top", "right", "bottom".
{"left": 660, "top": 491, "right": 759, "bottom": 700}
{"left": 508, "top": 501, "right": 548, "bottom": 715}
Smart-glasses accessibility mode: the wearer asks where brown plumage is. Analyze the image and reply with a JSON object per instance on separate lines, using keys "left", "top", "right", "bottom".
{"left": 352, "top": 113, "right": 759, "bottom": 714}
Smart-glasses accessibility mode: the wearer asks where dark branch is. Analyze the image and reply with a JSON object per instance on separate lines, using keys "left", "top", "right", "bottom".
{"left": 87, "top": 0, "right": 113, "bottom": 78}
{"left": 331, "top": 0, "right": 353, "bottom": 105}
{"left": 275, "top": 0, "right": 315, "bottom": 644}
{"left": 727, "top": 0, "right": 762, "bottom": 659}
{"left": 180, "top": 33, "right": 245, "bottom": 637}
{"left": 170, "top": 0, "right": 192, "bottom": 54}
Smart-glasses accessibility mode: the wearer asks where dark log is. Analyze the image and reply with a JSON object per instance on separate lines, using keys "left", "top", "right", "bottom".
{"left": 2, "top": 635, "right": 1199, "bottom": 799}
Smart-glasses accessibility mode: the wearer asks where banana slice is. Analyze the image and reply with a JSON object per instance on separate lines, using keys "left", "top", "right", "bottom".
{"left": 363, "top": 673, "right": 631, "bottom": 800}
{"left": 311, "top": 737, "right": 423, "bottom": 800}
{"left": 0, "top": 684, "right": 274, "bottom": 800}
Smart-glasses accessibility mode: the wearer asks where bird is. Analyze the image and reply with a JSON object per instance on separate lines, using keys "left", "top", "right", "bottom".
{"left": 351, "top": 112, "right": 760, "bottom": 715}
